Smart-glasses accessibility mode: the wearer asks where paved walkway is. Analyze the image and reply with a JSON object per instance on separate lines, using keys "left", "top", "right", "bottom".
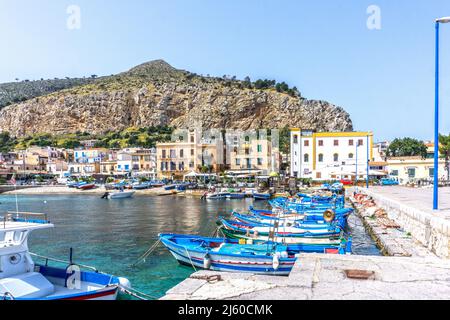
{"left": 161, "top": 254, "right": 450, "bottom": 300}
{"left": 358, "top": 186, "right": 450, "bottom": 219}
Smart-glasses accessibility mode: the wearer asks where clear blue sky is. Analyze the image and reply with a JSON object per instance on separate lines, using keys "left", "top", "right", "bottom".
{"left": 1, "top": 0, "right": 450, "bottom": 141}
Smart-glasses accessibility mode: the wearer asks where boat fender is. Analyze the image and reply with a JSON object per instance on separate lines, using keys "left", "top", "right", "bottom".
{"left": 203, "top": 254, "right": 211, "bottom": 270}
{"left": 118, "top": 277, "right": 132, "bottom": 290}
{"left": 272, "top": 254, "right": 280, "bottom": 270}
{"left": 323, "top": 209, "right": 336, "bottom": 223}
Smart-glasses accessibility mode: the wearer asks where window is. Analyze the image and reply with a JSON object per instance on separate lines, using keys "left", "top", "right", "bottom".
{"left": 246, "top": 158, "right": 251, "bottom": 168}
{"left": 257, "top": 145, "right": 262, "bottom": 152}
{"left": 179, "top": 162, "right": 185, "bottom": 171}
{"left": 316, "top": 172, "right": 322, "bottom": 179}
{"left": 170, "top": 162, "right": 176, "bottom": 171}
{"left": 293, "top": 135, "right": 298, "bottom": 144}
{"left": 190, "top": 149, "right": 194, "bottom": 156}
{"left": 349, "top": 139, "right": 354, "bottom": 146}
{"left": 245, "top": 148, "right": 250, "bottom": 155}
{"left": 407, "top": 168, "right": 416, "bottom": 178}
{"left": 304, "top": 140, "right": 309, "bottom": 147}
{"left": 245, "top": 136, "right": 250, "bottom": 142}
{"left": 233, "top": 147, "right": 238, "bottom": 153}
{"left": 189, "top": 162, "right": 194, "bottom": 168}
{"left": 170, "top": 150, "right": 176, "bottom": 158}
{"left": 190, "top": 135, "right": 194, "bottom": 143}
{"left": 349, "top": 153, "right": 354, "bottom": 159}
{"left": 257, "top": 158, "right": 263, "bottom": 166}
{"left": 358, "top": 139, "right": 364, "bottom": 146}
{"left": 318, "top": 154, "right": 324, "bottom": 162}
{"left": 333, "top": 153, "right": 339, "bottom": 162}
{"left": 236, "top": 159, "right": 241, "bottom": 166}
{"left": 180, "top": 149, "right": 184, "bottom": 158}
{"left": 391, "top": 170, "right": 398, "bottom": 176}
{"left": 162, "top": 150, "right": 166, "bottom": 158}
{"left": 304, "top": 154, "right": 309, "bottom": 163}
{"left": 429, "top": 168, "right": 434, "bottom": 177}
{"left": 334, "top": 140, "right": 339, "bottom": 146}
{"left": 318, "top": 140, "right": 323, "bottom": 146}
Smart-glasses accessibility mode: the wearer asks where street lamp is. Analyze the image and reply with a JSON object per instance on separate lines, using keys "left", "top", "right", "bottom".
{"left": 433, "top": 17, "right": 450, "bottom": 210}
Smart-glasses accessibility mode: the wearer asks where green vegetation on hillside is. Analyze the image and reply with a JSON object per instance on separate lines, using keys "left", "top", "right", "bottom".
{"left": 0, "top": 78, "right": 95, "bottom": 109}
{"left": 0, "top": 126, "right": 174, "bottom": 152}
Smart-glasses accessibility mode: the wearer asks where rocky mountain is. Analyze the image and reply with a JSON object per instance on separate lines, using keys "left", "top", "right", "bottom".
{"left": 0, "top": 77, "right": 95, "bottom": 109}
{"left": 0, "top": 60, "right": 353, "bottom": 137}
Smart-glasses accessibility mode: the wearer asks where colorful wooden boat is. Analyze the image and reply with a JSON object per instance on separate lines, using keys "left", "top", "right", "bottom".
{"left": 219, "top": 218, "right": 342, "bottom": 238}
{"left": 0, "top": 212, "right": 130, "bottom": 300}
{"left": 77, "top": 183, "right": 96, "bottom": 190}
{"left": 252, "top": 192, "right": 272, "bottom": 200}
{"left": 159, "top": 233, "right": 297, "bottom": 275}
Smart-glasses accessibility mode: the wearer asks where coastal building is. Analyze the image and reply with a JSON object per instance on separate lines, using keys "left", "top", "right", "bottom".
{"left": 115, "top": 148, "right": 157, "bottom": 178}
{"left": 68, "top": 162, "right": 100, "bottom": 176}
{"left": 74, "top": 148, "right": 108, "bottom": 164}
{"left": 386, "top": 156, "right": 446, "bottom": 184}
{"left": 290, "top": 129, "right": 373, "bottom": 181}
{"left": 156, "top": 130, "right": 223, "bottom": 179}
{"left": 100, "top": 160, "right": 118, "bottom": 175}
{"left": 46, "top": 159, "right": 69, "bottom": 174}
{"left": 225, "top": 131, "right": 280, "bottom": 175}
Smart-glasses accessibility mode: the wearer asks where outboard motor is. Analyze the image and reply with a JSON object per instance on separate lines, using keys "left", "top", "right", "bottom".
{"left": 101, "top": 192, "right": 109, "bottom": 199}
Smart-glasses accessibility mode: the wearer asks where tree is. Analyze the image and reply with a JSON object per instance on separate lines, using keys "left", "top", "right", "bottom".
{"left": 439, "top": 133, "right": 450, "bottom": 181}
{"left": 279, "top": 126, "right": 291, "bottom": 154}
{"left": 387, "top": 138, "right": 427, "bottom": 158}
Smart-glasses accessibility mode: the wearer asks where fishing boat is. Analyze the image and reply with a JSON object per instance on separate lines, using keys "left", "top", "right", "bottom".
{"left": 226, "top": 193, "right": 246, "bottom": 199}
{"left": 219, "top": 218, "right": 342, "bottom": 237}
{"left": 76, "top": 182, "right": 96, "bottom": 190}
{"left": 0, "top": 212, "right": 130, "bottom": 300}
{"left": 159, "top": 233, "right": 297, "bottom": 275}
{"left": 206, "top": 191, "right": 230, "bottom": 200}
{"left": 101, "top": 191, "right": 135, "bottom": 199}
{"left": 133, "top": 182, "right": 150, "bottom": 190}
{"left": 252, "top": 192, "right": 271, "bottom": 200}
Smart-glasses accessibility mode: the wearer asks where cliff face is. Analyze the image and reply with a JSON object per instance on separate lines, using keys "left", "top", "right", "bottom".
{"left": 0, "top": 60, "right": 353, "bottom": 137}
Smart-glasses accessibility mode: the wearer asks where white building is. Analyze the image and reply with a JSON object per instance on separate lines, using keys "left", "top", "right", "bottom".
{"left": 290, "top": 129, "right": 373, "bottom": 181}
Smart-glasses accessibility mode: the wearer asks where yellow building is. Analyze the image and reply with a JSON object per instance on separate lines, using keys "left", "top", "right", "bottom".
{"left": 156, "top": 130, "right": 223, "bottom": 179}
{"left": 226, "top": 135, "right": 279, "bottom": 174}
{"left": 386, "top": 156, "right": 446, "bottom": 184}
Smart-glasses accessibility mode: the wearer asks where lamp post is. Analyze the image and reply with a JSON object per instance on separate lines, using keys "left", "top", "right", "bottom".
{"left": 434, "top": 17, "right": 450, "bottom": 210}
{"left": 366, "top": 134, "right": 370, "bottom": 189}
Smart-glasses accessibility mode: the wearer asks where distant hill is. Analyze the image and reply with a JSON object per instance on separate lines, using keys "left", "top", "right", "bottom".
{"left": 0, "top": 78, "right": 96, "bottom": 109}
{"left": 0, "top": 60, "right": 353, "bottom": 137}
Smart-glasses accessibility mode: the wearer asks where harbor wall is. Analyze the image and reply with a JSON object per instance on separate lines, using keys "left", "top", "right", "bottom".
{"left": 349, "top": 187, "right": 450, "bottom": 259}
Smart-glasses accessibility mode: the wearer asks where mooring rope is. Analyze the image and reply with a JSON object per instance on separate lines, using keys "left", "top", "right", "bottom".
{"left": 118, "top": 284, "right": 159, "bottom": 300}
{"left": 184, "top": 246, "right": 197, "bottom": 272}
{"left": 131, "top": 239, "right": 161, "bottom": 267}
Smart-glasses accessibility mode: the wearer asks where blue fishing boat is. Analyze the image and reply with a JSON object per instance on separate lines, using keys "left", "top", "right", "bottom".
{"left": 232, "top": 211, "right": 346, "bottom": 229}
{"left": 159, "top": 233, "right": 297, "bottom": 275}
{"left": 0, "top": 212, "right": 130, "bottom": 300}
{"left": 219, "top": 218, "right": 342, "bottom": 238}
{"left": 252, "top": 192, "right": 271, "bottom": 200}
{"left": 227, "top": 193, "right": 246, "bottom": 199}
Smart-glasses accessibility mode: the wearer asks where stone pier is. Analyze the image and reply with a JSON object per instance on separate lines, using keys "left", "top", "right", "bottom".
{"left": 350, "top": 186, "right": 450, "bottom": 259}
{"left": 161, "top": 254, "right": 450, "bottom": 300}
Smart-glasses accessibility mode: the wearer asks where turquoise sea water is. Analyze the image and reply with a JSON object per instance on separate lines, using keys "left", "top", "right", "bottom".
{"left": 0, "top": 194, "right": 379, "bottom": 299}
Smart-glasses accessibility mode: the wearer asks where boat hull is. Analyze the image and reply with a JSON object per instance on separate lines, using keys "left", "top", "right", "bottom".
{"left": 159, "top": 234, "right": 296, "bottom": 276}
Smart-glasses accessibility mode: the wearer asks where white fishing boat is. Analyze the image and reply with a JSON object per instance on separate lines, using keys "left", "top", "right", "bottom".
{"left": 0, "top": 211, "right": 131, "bottom": 300}
{"left": 205, "top": 191, "right": 230, "bottom": 200}
{"left": 102, "top": 191, "right": 135, "bottom": 199}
